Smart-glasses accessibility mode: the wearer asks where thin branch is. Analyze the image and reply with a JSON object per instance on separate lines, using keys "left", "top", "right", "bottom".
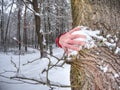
{"left": 11, "top": 60, "right": 18, "bottom": 69}
{"left": 0, "top": 70, "right": 16, "bottom": 74}
{"left": 10, "top": 76, "right": 71, "bottom": 88}
{"left": 0, "top": 80, "right": 23, "bottom": 84}
{"left": 21, "top": 0, "right": 39, "bottom": 16}
{"left": 23, "top": 57, "right": 40, "bottom": 66}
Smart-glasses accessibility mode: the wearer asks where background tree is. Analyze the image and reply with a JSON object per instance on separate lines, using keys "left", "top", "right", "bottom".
{"left": 70, "top": 0, "right": 120, "bottom": 90}
{"left": 4, "top": 0, "right": 14, "bottom": 52}
{"left": 32, "top": 0, "right": 44, "bottom": 57}
{"left": 23, "top": 5, "right": 27, "bottom": 52}
{"left": 17, "top": 0, "right": 22, "bottom": 50}
{"left": 0, "top": 0, "right": 4, "bottom": 50}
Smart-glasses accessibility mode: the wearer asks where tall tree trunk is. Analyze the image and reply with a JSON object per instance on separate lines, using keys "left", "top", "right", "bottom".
{"left": 23, "top": 6, "right": 27, "bottom": 52}
{"left": 43, "top": 1, "right": 48, "bottom": 50}
{"left": 17, "top": 0, "right": 23, "bottom": 51}
{"left": 70, "top": 0, "right": 120, "bottom": 90}
{"left": 1, "top": 0, "right": 4, "bottom": 48}
{"left": 4, "top": 0, "right": 14, "bottom": 52}
{"left": 47, "top": 0, "right": 53, "bottom": 55}
{"left": 17, "top": 8, "right": 21, "bottom": 50}
{"left": 32, "top": 0, "right": 44, "bottom": 57}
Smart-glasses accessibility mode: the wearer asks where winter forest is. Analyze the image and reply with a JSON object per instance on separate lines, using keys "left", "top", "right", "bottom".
{"left": 0, "top": 0, "right": 120, "bottom": 90}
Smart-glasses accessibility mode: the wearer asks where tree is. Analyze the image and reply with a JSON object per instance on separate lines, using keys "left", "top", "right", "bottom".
{"left": 70, "top": 0, "right": 120, "bottom": 90}
{"left": 17, "top": 0, "right": 22, "bottom": 50}
{"left": 4, "top": 0, "right": 14, "bottom": 52}
{"left": 0, "top": 0, "right": 4, "bottom": 48}
{"left": 23, "top": 5, "right": 27, "bottom": 52}
{"left": 32, "top": 0, "right": 44, "bottom": 57}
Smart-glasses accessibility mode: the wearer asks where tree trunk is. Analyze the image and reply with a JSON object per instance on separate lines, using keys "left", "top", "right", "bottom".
{"left": 0, "top": 0, "right": 4, "bottom": 48}
{"left": 70, "top": 0, "right": 120, "bottom": 90}
{"left": 4, "top": 0, "right": 14, "bottom": 52}
{"left": 33, "top": 0, "right": 44, "bottom": 57}
{"left": 43, "top": 1, "right": 48, "bottom": 50}
{"left": 23, "top": 6, "right": 27, "bottom": 52}
{"left": 17, "top": 6, "right": 21, "bottom": 50}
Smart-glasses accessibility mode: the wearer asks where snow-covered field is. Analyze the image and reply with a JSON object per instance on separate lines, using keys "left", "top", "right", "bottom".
{"left": 0, "top": 47, "right": 71, "bottom": 90}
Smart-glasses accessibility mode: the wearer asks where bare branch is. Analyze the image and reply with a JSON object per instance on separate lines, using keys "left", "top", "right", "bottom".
{"left": 23, "top": 57, "right": 40, "bottom": 66}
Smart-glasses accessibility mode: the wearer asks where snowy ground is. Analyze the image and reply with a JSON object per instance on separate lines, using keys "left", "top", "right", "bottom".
{"left": 0, "top": 47, "right": 71, "bottom": 90}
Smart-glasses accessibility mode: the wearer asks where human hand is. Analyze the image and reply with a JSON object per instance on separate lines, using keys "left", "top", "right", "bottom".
{"left": 59, "top": 26, "right": 86, "bottom": 54}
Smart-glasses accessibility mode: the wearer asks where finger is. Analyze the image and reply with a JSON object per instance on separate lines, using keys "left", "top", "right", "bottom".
{"left": 69, "top": 26, "right": 81, "bottom": 34}
{"left": 65, "top": 49, "right": 71, "bottom": 55}
{"left": 68, "top": 40, "right": 85, "bottom": 46}
{"left": 64, "top": 43, "right": 80, "bottom": 51}
{"left": 71, "top": 34, "right": 86, "bottom": 39}
{"left": 62, "top": 47, "right": 70, "bottom": 54}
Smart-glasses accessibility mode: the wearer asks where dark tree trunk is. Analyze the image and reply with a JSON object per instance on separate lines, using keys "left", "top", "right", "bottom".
{"left": 23, "top": 6, "right": 27, "bottom": 52}
{"left": 33, "top": 0, "right": 44, "bottom": 57}
{"left": 70, "top": 0, "right": 120, "bottom": 90}
{"left": 17, "top": 7, "right": 21, "bottom": 50}
{"left": 1, "top": 0, "right": 4, "bottom": 48}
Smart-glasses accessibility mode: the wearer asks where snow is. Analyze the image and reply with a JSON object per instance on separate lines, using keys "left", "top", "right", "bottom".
{"left": 100, "top": 65, "right": 108, "bottom": 73}
{"left": 106, "top": 34, "right": 111, "bottom": 38}
{"left": 114, "top": 73, "right": 119, "bottom": 78}
{"left": 114, "top": 47, "right": 120, "bottom": 54}
{"left": 35, "top": 12, "right": 40, "bottom": 16}
{"left": 0, "top": 47, "right": 71, "bottom": 90}
{"left": 69, "top": 26, "right": 120, "bottom": 55}
{"left": 69, "top": 26, "right": 99, "bottom": 56}
{"left": 12, "top": 37, "right": 18, "bottom": 41}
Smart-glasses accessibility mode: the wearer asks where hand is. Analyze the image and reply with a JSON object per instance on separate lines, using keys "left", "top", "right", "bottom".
{"left": 59, "top": 26, "right": 86, "bottom": 54}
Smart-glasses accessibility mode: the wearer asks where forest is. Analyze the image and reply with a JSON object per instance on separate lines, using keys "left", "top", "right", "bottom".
{"left": 0, "top": 0, "right": 71, "bottom": 55}
{"left": 0, "top": 0, "right": 120, "bottom": 90}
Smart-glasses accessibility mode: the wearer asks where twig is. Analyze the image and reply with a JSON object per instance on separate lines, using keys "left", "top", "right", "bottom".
{"left": 0, "top": 80, "right": 23, "bottom": 84}
{"left": 10, "top": 76, "right": 71, "bottom": 88}
{"left": 23, "top": 57, "right": 40, "bottom": 66}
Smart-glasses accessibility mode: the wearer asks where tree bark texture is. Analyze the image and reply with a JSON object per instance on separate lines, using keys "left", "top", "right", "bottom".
{"left": 70, "top": 0, "right": 120, "bottom": 90}
{"left": 33, "top": 0, "right": 44, "bottom": 57}
{"left": 71, "top": 0, "right": 120, "bottom": 32}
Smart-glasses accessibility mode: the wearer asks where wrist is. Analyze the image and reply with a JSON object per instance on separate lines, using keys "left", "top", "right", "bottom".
{"left": 55, "top": 32, "right": 66, "bottom": 48}
{"left": 55, "top": 35, "right": 62, "bottom": 48}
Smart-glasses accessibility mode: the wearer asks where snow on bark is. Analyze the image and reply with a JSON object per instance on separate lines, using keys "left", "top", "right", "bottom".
{"left": 69, "top": 26, "right": 120, "bottom": 55}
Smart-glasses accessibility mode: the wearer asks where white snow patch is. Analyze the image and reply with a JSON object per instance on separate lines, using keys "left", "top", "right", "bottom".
{"left": 114, "top": 47, "right": 120, "bottom": 54}
{"left": 35, "top": 12, "right": 40, "bottom": 16}
{"left": 68, "top": 26, "right": 120, "bottom": 56}
{"left": 114, "top": 73, "right": 119, "bottom": 78}
{"left": 106, "top": 34, "right": 111, "bottom": 38}
{"left": 100, "top": 65, "right": 108, "bottom": 73}
{"left": 12, "top": 37, "right": 18, "bottom": 41}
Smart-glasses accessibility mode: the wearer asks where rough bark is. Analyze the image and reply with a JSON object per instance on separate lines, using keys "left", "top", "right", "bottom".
{"left": 70, "top": 0, "right": 120, "bottom": 90}
{"left": 70, "top": 47, "right": 120, "bottom": 90}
